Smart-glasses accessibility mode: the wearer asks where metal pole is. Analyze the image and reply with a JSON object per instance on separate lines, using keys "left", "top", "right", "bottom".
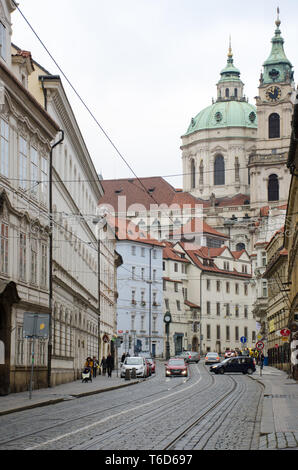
{"left": 29, "top": 337, "right": 35, "bottom": 400}
{"left": 98, "top": 238, "right": 101, "bottom": 362}
{"left": 148, "top": 247, "right": 153, "bottom": 356}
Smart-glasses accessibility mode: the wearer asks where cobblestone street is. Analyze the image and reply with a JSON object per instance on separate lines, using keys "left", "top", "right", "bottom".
{"left": 0, "top": 363, "right": 264, "bottom": 451}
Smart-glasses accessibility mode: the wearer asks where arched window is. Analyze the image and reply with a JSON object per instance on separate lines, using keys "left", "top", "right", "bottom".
{"left": 234, "top": 88, "right": 238, "bottom": 98}
{"left": 269, "top": 113, "right": 280, "bottom": 139}
{"left": 191, "top": 159, "right": 196, "bottom": 189}
{"left": 236, "top": 243, "right": 245, "bottom": 251}
{"left": 214, "top": 155, "right": 225, "bottom": 185}
{"left": 268, "top": 174, "right": 279, "bottom": 201}
{"left": 199, "top": 160, "right": 204, "bottom": 185}
{"left": 225, "top": 88, "right": 229, "bottom": 98}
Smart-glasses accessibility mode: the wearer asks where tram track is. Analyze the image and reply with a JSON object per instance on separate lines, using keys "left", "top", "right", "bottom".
{"left": 0, "top": 363, "right": 261, "bottom": 450}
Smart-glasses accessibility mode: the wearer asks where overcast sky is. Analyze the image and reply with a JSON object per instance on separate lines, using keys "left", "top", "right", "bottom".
{"left": 11, "top": 0, "right": 298, "bottom": 188}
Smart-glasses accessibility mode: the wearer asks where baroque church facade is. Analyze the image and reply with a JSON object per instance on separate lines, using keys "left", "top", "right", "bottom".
{"left": 182, "top": 11, "right": 294, "bottom": 231}
{"left": 180, "top": 10, "right": 295, "bottom": 346}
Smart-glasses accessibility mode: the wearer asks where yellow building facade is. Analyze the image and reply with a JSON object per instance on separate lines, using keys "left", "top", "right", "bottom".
{"left": 285, "top": 101, "right": 298, "bottom": 380}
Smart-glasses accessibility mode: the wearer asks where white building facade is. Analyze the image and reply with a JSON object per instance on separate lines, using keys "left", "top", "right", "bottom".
{"left": 115, "top": 227, "right": 164, "bottom": 358}
{"left": 0, "top": 1, "right": 60, "bottom": 394}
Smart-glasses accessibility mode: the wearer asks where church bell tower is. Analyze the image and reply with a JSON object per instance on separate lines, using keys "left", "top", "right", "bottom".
{"left": 249, "top": 8, "right": 295, "bottom": 211}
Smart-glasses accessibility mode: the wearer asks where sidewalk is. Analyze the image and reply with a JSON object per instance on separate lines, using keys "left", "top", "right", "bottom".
{"left": 0, "top": 370, "right": 140, "bottom": 417}
{"left": 249, "top": 365, "right": 298, "bottom": 450}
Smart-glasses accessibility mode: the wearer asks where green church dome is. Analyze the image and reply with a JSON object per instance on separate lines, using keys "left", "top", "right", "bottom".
{"left": 185, "top": 100, "right": 258, "bottom": 135}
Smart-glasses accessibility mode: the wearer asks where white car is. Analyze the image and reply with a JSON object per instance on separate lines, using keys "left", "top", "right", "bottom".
{"left": 120, "top": 357, "right": 147, "bottom": 378}
{"left": 205, "top": 352, "right": 221, "bottom": 364}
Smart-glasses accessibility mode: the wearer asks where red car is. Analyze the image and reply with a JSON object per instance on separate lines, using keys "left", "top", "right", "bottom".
{"left": 146, "top": 358, "right": 156, "bottom": 374}
{"left": 144, "top": 358, "right": 152, "bottom": 377}
{"left": 165, "top": 358, "right": 188, "bottom": 377}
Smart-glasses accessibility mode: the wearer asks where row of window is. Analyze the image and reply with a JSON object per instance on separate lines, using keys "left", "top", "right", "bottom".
{"left": 131, "top": 290, "right": 159, "bottom": 306}
{"left": 206, "top": 301, "right": 249, "bottom": 317}
{"left": 0, "top": 120, "right": 49, "bottom": 203}
{"left": 191, "top": 154, "right": 280, "bottom": 200}
{"left": 131, "top": 245, "right": 159, "bottom": 258}
{"left": 206, "top": 279, "right": 249, "bottom": 295}
{"left": 130, "top": 314, "right": 158, "bottom": 332}
{"left": 206, "top": 324, "right": 256, "bottom": 342}
{"left": 0, "top": 222, "right": 48, "bottom": 287}
{"left": 131, "top": 266, "right": 159, "bottom": 282}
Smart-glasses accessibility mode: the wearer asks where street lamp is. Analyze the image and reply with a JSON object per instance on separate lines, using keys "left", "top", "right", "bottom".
{"left": 164, "top": 311, "right": 172, "bottom": 360}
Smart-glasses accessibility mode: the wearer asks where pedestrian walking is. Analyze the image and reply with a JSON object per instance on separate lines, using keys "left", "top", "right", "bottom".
{"left": 92, "top": 356, "right": 98, "bottom": 377}
{"left": 106, "top": 354, "right": 114, "bottom": 378}
{"left": 121, "top": 352, "right": 126, "bottom": 363}
{"left": 101, "top": 356, "right": 107, "bottom": 376}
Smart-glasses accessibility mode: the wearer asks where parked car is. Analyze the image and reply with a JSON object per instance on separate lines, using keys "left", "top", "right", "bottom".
{"left": 146, "top": 358, "right": 156, "bottom": 374}
{"left": 165, "top": 358, "right": 189, "bottom": 377}
{"left": 145, "top": 358, "right": 152, "bottom": 376}
{"left": 210, "top": 356, "right": 256, "bottom": 375}
{"left": 205, "top": 352, "right": 221, "bottom": 364}
{"left": 120, "top": 356, "right": 147, "bottom": 378}
{"left": 178, "top": 351, "right": 200, "bottom": 363}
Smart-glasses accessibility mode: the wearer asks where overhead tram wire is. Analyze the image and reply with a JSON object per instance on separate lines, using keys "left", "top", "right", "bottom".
{"left": 10, "top": 2, "right": 293, "bottom": 254}
{"left": 13, "top": 2, "right": 287, "bottom": 230}
{"left": 12, "top": 1, "right": 177, "bottom": 218}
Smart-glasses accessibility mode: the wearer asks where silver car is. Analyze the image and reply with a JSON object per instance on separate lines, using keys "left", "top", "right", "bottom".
{"left": 120, "top": 356, "right": 147, "bottom": 378}
{"left": 205, "top": 352, "right": 221, "bottom": 364}
{"left": 179, "top": 351, "right": 200, "bottom": 363}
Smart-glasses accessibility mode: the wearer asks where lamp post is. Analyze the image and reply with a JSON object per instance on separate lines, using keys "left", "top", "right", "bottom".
{"left": 92, "top": 216, "right": 106, "bottom": 362}
{"left": 164, "top": 311, "right": 172, "bottom": 360}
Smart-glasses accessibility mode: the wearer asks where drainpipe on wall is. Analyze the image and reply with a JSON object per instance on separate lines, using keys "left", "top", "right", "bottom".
{"left": 48, "top": 130, "right": 64, "bottom": 388}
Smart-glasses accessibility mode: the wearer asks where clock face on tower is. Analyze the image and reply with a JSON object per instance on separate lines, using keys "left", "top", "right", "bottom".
{"left": 265, "top": 86, "right": 281, "bottom": 102}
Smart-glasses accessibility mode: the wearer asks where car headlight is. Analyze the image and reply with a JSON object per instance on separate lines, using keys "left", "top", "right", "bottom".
{"left": 182, "top": 370, "right": 187, "bottom": 375}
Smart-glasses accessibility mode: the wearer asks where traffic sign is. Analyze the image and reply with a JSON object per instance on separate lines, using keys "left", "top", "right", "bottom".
{"left": 280, "top": 328, "right": 291, "bottom": 337}
{"left": 240, "top": 336, "right": 247, "bottom": 344}
{"left": 256, "top": 341, "right": 264, "bottom": 351}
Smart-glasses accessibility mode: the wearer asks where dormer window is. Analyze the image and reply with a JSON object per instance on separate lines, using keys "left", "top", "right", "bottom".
{"left": 0, "top": 22, "right": 6, "bottom": 61}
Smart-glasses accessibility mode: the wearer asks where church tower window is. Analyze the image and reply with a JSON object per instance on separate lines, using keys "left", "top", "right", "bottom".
{"left": 225, "top": 88, "right": 229, "bottom": 98}
{"left": 199, "top": 160, "right": 204, "bottom": 185}
{"left": 268, "top": 174, "right": 279, "bottom": 201}
{"left": 235, "top": 157, "right": 240, "bottom": 182}
{"left": 190, "top": 159, "right": 196, "bottom": 189}
{"left": 214, "top": 155, "right": 225, "bottom": 185}
{"left": 268, "top": 113, "right": 280, "bottom": 139}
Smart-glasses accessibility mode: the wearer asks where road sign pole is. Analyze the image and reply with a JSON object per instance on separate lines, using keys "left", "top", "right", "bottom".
{"left": 29, "top": 337, "right": 35, "bottom": 400}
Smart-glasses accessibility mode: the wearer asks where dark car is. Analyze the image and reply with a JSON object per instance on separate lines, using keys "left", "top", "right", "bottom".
{"left": 165, "top": 358, "right": 189, "bottom": 377}
{"left": 210, "top": 356, "right": 256, "bottom": 375}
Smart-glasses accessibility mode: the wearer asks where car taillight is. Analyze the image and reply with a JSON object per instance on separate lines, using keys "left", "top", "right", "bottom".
{"left": 216, "top": 357, "right": 219, "bottom": 361}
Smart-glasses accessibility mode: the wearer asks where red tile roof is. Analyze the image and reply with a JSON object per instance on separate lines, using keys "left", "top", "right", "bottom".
{"left": 179, "top": 244, "right": 252, "bottom": 278}
{"left": 99, "top": 177, "right": 200, "bottom": 212}
{"left": 163, "top": 242, "right": 190, "bottom": 263}
{"left": 184, "top": 300, "right": 200, "bottom": 309}
{"left": 105, "top": 216, "right": 164, "bottom": 246}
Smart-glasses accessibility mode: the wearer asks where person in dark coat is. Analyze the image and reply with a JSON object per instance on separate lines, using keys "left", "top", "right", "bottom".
{"left": 106, "top": 354, "right": 114, "bottom": 378}
{"left": 101, "top": 356, "right": 107, "bottom": 376}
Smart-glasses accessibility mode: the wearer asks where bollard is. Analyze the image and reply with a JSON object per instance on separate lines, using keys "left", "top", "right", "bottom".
{"left": 131, "top": 368, "right": 137, "bottom": 379}
{"left": 125, "top": 368, "right": 131, "bottom": 381}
